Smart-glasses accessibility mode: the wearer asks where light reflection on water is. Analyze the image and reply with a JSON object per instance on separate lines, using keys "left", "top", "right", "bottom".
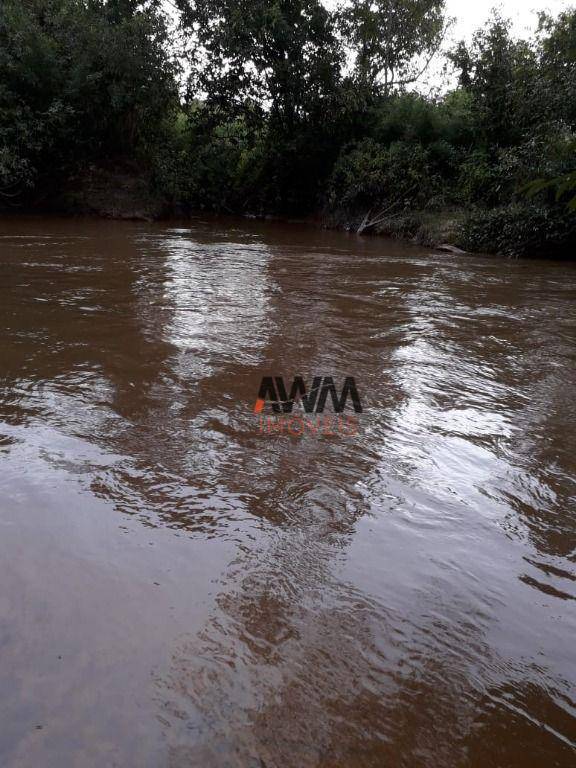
{"left": 0, "top": 216, "right": 575, "bottom": 767}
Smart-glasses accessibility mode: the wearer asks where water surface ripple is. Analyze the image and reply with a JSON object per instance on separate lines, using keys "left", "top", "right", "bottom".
{"left": 0, "top": 217, "right": 575, "bottom": 767}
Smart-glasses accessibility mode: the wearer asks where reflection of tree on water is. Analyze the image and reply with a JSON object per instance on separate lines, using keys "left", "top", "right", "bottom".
{"left": 0, "top": 221, "right": 172, "bottom": 430}
{"left": 2, "top": 220, "right": 575, "bottom": 766}
{"left": 156, "top": 529, "right": 575, "bottom": 767}
{"left": 83, "top": 227, "right": 278, "bottom": 532}
{"left": 372, "top": 259, "right": 576, "bottom": 564}
{"left": 148, "top": 244, "right": 576, "bottom": 767}
{"left": 0, "top": 222, "right": 277, "bottom": 532}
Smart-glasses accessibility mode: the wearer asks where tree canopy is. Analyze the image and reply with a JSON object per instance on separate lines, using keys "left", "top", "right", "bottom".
{"left": 1, "top": 0, "right": 576, "bottom": 255}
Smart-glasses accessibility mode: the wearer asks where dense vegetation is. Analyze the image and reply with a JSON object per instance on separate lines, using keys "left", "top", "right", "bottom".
{"left": 1, "top": 0, "right": 576, "bottom": 256}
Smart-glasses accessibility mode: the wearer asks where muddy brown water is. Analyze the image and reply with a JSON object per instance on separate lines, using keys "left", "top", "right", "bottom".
{"left": 0, "top": 215, "right": 575, "bottom": 767}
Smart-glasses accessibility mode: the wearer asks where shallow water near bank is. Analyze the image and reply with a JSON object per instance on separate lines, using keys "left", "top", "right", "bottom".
{"left": 0, "top": 215, "right": 575, "bottom": 767}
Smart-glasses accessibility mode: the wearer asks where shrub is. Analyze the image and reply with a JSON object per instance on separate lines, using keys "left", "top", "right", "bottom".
{"left": 458, "top": 202, "right": 576, "bottom": 257}
{"left": 327, "top": 138, "right": 444, "bottom": 213}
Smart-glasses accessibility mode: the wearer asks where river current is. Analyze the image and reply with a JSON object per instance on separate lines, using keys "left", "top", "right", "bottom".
{"left": 0, "top": 216, "right": 575, "bottom": 767}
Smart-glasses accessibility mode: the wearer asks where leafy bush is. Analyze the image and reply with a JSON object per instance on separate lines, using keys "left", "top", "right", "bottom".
{"left": 458, "top": 202, "right": 576, "bottom": 257}
{"left": 327, "top": 138, "right": 444, "bottom": 212}
{"left": 0, "top": 0, "right": 178, "bottom": 201}
{"left": 368, "top": 92, "right": 475, "bottom": 149}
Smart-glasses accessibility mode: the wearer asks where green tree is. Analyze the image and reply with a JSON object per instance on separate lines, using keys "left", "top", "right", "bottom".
{"left": 0, "top": 0, "right": 178, "bottom": 198}
{"left": 537, "top": 9, "right": 576, "bottom": 129}
{"left": 338, "top": 0, "right": 447, "bottom": 97}
{"left": 449, "top": 14, "right": 538, "bottom": 149}
{"left": 176, "top": 0, "right": 342, "bottom": 131}
{"left": 175, "top": 0, "right": 347, "bottom": 212}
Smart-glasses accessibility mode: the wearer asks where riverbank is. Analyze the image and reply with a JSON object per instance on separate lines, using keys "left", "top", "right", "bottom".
{"left": 34, "top": 161, "right": 168, "bottom": 222}
{"left": 3, "top": 165, "right": 575, "bottom": 259}
{"left": 323, "top": 207, "right": 466, "bottom": 248}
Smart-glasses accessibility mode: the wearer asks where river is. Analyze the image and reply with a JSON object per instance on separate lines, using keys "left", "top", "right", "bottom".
{"left": 0, "top": 216, "right": 575, "bottom": 767}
